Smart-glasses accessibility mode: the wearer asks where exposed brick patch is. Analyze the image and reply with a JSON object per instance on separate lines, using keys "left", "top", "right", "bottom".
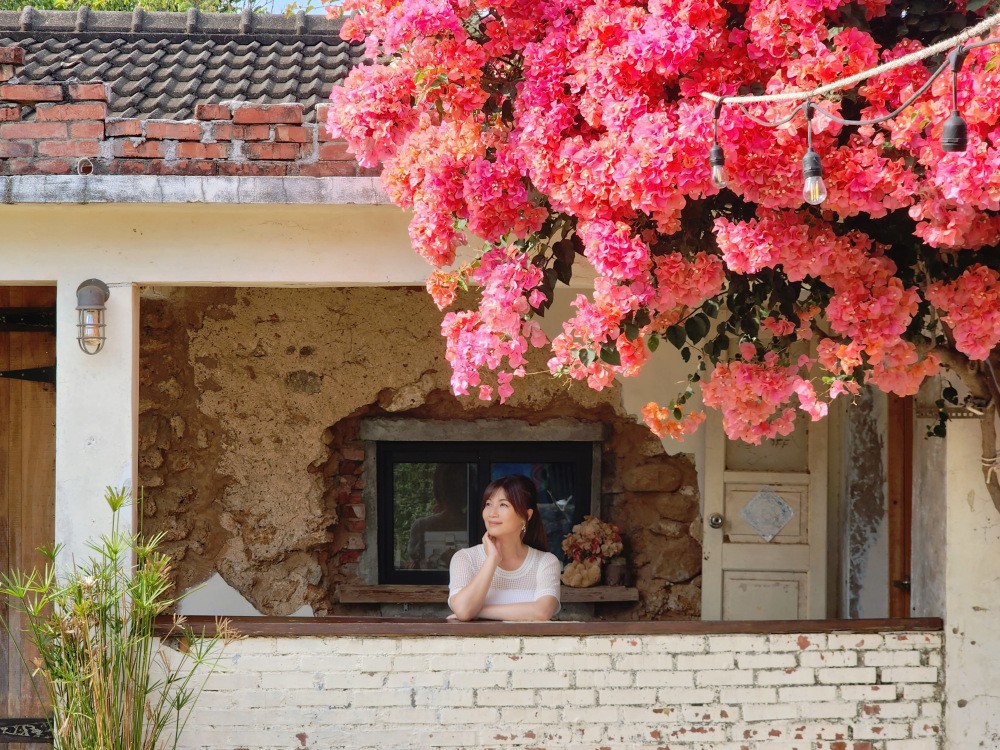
{"left": 8, "top": 157, "right": 75, "bottom": 174}
{"left": 274, "top": 125, "right": 310, "bottom": 143}
{"left": 244, "top": 142, "right": 300, "bottom": 161}
{"left": 37, "top": 140, "right": 102, "bottom": 158}
{"left": 105, "top": 119, "right": 143, "bottom": 137}
{"left": 233, "top": 124, "right": 271, "bottom": 141}
{"left": 70, "top": 121, "right": 106, "bottom": 139}
{"left": 0, "top": 47, "right": 25, "bottom": 66}
{"left": 0, "top": 121, "right": 68, "bottom": 139}
{"left": 0, "top": 141, "right": 32, "bottom": 158}
{"left": 145, "top": 121, "right": 203, "bottom": 141}
{"left": 0, "top": 83, "right": 62, "bottom": 103}
{"left": 113, "top": 140, "right": 164, "bottom": 159}
{"left": 36, "top": 102, "right": 108, "bottom": 122}
{"left": 209, "top": 122, "right": 235, "bottom": 141}
{"left": 215, "top": 161, "right": 290, "bottom": 177}
{"left": 232, "top": 103, "right": 303, "bottom": 125}
{"left": 296, "top": 161, "right": 357, "bottom": 177}
{"left": 0, "top": 53, "right": 364, "bottom": 177}
{"left": 195, "top": 103, "right": 232, "bottom": 121}
{"left": 177, "top": 142, "right": 229, "bottom": 159}
{"left": 68, "top": 83, "right": 108, "bottom": 102}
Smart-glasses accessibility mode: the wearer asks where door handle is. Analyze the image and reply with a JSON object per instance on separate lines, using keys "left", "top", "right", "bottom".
{"left": 708, "top": 513, "right": 724, "bottom": 529}
{"left": 892, "top": 576, "right": 911, "bottom": 593}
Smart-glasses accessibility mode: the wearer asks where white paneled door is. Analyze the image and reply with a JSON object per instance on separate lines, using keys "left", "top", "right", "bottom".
{"left": 702, "top": 410, "right": 828, "bottom": 620}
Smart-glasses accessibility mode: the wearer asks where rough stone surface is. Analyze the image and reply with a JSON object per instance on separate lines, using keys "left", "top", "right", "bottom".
{"left": 139, "top": 286, "right": 703, "bottom": 618}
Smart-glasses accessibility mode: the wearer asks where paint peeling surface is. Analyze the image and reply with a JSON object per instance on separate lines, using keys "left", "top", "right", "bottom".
{"left": 175, "top": 629, "right": 943, "bottom": 749}
{"left": 139, "top": 286, "right": 703, "bottom": 619}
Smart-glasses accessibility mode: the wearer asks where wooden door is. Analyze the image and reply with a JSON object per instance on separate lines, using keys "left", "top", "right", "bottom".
{"left": 702, "top": 409, "right": 828, "bottom": 620}
{"left": 887, "top": 395, "right": 913, "bottom": 618}
{"left": 0, "top": 286, "right": 56, "bottom": 746}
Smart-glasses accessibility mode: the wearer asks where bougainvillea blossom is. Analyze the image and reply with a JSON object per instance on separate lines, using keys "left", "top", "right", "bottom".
{"left": 327, "top": 0, "right": 1000, "bottom": 445}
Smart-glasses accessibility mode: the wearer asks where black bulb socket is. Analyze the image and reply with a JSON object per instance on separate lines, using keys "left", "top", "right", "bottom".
{"left": 709, "top": 143, "right": 725, "bottom": 168}
{"left": 802, "top": 148, "right": 823, "bottom": 178}
{"left": 941, "top": 110, "right": 968, "bottom": 153}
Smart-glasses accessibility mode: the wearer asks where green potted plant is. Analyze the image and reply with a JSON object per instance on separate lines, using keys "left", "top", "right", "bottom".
{"left": 1, "top": 486, "right": 238, "bottom": 750}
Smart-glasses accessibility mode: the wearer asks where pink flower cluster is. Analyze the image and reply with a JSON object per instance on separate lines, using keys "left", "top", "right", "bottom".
{"left": 327, "top": 0, "right": 1000, "bottom": 442}
{"left": 441, "top": 246, "right": 549, "bottom": 402}
{"left": 701, "top": 352, "right": 811, "bottom": 444}
{"left": 926, "top": 265, "right": 1000, "bottom": 361}
{"left": 642, "top": 402, "right": 707, "bottom": 441}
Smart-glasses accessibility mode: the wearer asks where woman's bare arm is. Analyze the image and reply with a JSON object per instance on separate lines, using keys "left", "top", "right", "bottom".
{"left": 474, "top": 595, "right": 559, "bottom": 622}
{"left": 448, "top": 534, "right": 500, "bottom": 621}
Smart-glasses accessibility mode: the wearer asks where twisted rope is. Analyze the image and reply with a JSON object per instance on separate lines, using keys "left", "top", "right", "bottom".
{"left": 701, "top": 11, "right": 1000, "bottom": 105}
{"left": 983, "top": 455, "right": 1000, "bottom": 485}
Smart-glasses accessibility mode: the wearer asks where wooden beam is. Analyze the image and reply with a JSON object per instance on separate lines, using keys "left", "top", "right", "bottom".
{"left": 336, "top": 584, "right": 640, "bottom": 604}
{"left": 887, "top": 395, "right": 913, "bottom": 618}
{"left": 157, "top": 614, "right": 944, "bottom": 639}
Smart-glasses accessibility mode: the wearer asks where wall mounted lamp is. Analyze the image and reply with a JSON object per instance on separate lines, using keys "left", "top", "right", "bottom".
{"left": 76, "top": 279, "right": 110, "bottom": 355}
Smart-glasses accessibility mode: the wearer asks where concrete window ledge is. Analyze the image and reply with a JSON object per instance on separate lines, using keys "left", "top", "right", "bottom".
{"left": 160, "top": 615, "right": 942, "bottom": 638}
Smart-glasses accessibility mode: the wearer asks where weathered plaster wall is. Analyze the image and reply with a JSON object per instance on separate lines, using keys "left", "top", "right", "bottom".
{"left": 139, "top": 286, "right": 702, "bottom": 619}
{"left": 911, "top": 381, "right": 946, "bottom": 619}
{"left": 944, "top": 415, "right": 1000, "bottom": 749}
{"left": 841, "top": 387, "right": 889, "bottom": 619}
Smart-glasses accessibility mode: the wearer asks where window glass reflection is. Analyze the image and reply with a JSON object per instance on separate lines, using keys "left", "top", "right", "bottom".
{"left": 393, "top": 462, "right": 470, "bottom": 572}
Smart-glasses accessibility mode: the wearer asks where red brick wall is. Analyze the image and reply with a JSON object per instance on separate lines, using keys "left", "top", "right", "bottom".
{"left": 0, "top": 46, "right": 367, "bottom": 177}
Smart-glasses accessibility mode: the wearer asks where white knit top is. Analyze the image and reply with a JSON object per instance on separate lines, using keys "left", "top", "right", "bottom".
{"left": 448, "top": 545, "right": 561, "bottom": 614}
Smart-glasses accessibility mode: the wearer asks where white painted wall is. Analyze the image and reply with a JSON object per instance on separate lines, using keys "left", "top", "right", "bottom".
{"left": 0, "top": 202, "right": 422, "bottom": 560}
{"left": 177, "top": 628, "right": 943, "bottom": 749}
{"left": 944, "top": 416, "right": 1000, "bottom": 749}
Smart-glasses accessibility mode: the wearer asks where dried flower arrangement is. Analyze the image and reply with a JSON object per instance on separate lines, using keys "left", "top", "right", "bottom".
{"left": 560, "top": 516, "right": 623, "bottom": 587}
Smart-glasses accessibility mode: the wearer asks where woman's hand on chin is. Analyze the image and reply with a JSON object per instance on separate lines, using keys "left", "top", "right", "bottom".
{"left": 482, "top": 531, "right": 501, "bottom": 563}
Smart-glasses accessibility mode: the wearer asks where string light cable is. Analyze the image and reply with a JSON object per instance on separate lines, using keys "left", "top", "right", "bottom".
{"left": 702, "top": 11, "right": 1000, "bottom": 203}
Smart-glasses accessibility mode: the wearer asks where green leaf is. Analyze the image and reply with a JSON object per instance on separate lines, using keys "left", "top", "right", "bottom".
{"left": 624, "top": 323, "right": 639, "bottom": 341}
{"left": 942, "top": 386, "right": 959, "bottom": 404}
{"left": 684, "top": 313, "right": 711, "bottom": 344}
{"left": 600, "top": 346, "right": 621, "bottom": 366}
{"left": 647, "top": 333, "right": 660, "bottom": 352}
{"left": 672, "top": 407, "right": 683, "bottom": 420}
{"left": 578, "top": 348, "right": 595, "bottom": 366}
{"left": 665, "top": 324, "right": 687, "bottom": 349}
{"left": 680, "top": 346, "right": 691, "bottom": 363}
{"left": 702, "top": 299, "right": 720, "bottom": 317}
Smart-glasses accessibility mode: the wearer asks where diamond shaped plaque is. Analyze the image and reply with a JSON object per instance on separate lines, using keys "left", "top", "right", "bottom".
{"left": 739, "top": 486, "right": 793, "bottom": 542}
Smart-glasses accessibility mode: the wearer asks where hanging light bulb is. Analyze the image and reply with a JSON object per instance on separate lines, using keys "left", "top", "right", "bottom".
{"left": 802, "top": 149, "right": 827, "bottom": 205}
{"left": 707, "top": 98, "right": 727, "bottom": 188}
{"left": 941, "top": 46, "right": 969, "bottom": 152}
{"left": 709, "top": 143, "right": 727, "bottom": 188}
{"left": 941, "top": 110, "right": 968, "bottom": 152}
{"left": 801, "top": 102, "right": 827, "bottom": 206}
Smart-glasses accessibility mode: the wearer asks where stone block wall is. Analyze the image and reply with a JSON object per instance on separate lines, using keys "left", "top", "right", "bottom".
{"left": 139, "top": 287, "right": 703, "bottom": 619}
{"left": 177, "top": 627, "right": 943, "bottom": 749}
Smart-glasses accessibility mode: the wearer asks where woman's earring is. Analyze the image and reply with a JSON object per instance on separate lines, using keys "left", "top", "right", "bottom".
{"left": 521, "top": 523, "right": 526, "bottom": 536}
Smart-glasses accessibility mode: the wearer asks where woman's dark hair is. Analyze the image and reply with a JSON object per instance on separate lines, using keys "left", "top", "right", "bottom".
{"left": 481, "top": 474, "right": 549, "bottom": 552}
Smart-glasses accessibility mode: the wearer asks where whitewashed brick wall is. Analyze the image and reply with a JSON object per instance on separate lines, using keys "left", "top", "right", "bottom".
{"left": 177, "top": 629, "right": 942, "bottom": 750}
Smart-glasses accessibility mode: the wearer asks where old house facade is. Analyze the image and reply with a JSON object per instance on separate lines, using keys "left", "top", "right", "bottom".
{"left": 0, "top": 8, "right": 995, "bottom": 749}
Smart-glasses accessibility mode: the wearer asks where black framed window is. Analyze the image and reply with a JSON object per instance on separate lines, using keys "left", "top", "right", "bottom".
{"left": 377, "top": 441, "right": 593, "bottom": 584}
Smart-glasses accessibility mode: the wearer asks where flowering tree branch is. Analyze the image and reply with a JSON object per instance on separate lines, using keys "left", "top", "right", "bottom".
{"left": 326, "top": 0, "right": 1000, "bottom": 470}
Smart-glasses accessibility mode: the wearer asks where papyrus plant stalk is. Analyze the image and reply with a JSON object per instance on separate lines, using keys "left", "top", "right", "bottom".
{"left": 1, "top": 486, "right": 238, "bottom": 750}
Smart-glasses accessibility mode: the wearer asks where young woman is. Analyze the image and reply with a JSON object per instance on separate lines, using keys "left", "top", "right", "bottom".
{"left": 448, "top": 474, "right": 561, "bottom": 621}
